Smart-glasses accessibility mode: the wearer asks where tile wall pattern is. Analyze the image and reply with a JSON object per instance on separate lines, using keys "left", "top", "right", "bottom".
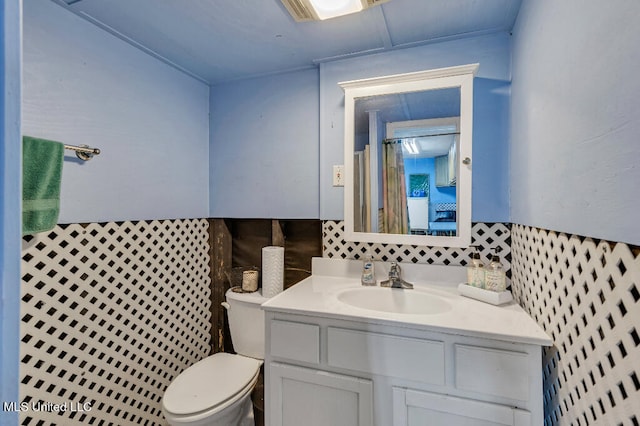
{"left": 511, "top": 225, "right": 639, "bottom": 426}
{"left": 19, "top": 218, "right": 638, "bottom": 425}
{"left": 19, "top": 219, "right": 211, "bottom": 425}
{"left": 322, "top": 221, "right": 512, "bottom": 278}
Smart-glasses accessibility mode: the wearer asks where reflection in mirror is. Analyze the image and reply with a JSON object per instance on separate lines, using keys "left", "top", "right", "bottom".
{"left": 353, "top": 88, "right": 460, "bottom": 238}
{"left": 341, "top": 64, "right": 478, "bottom": 247}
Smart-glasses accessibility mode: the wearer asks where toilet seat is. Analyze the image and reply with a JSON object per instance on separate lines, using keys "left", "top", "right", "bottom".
{"left": 162, "top": 353, "right": 262, "bottom": 422}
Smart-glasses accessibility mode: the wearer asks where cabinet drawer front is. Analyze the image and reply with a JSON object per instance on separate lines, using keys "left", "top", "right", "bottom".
{"left": 327, "top": 327, "right": 445, "bottom": 385}
{"left": 270, "top": 320, "right": 320, "bottom": 364}
{"left": 455, "top": 344, "right": 529, "bottom": 401}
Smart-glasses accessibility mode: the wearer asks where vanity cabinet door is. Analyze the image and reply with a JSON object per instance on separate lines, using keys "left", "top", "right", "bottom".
{"left": 269, "top": 362, "right": 373, "bottom": 426}
{"left": 393, "top": 388, "right": 531, "bottom": 426}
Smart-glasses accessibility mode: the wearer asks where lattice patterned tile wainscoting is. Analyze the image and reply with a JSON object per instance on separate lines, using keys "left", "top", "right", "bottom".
{"left": 510, "top": 225, "right": 640, "bottom": 426}
{"left": 323, "top": 221, "right": 512, "bottom": 277}
{"left": 19, "top": 219, "right": 212, "bottom": 425}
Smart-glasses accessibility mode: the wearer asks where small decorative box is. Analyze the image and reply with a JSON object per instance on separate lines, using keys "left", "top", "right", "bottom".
{"left": 457, "top": 283, "right": 513, "bottom": 306}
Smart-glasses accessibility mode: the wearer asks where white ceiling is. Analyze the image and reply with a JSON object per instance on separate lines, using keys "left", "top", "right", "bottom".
{"left": 52, "top": 0, "right": 522, "bottom": 85}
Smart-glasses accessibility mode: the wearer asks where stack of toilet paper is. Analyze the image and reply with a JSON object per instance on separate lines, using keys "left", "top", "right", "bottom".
{"left": 262, "top": 246, "right": 284, "bottom": 298}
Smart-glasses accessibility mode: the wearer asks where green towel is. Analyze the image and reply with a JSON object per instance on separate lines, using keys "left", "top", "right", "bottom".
{"left": 22, "top": 136, "right": 64, "bottom": 235}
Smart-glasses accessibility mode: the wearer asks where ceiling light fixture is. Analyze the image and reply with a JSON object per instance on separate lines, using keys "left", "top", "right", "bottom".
{"left": 281, "top": 0, "right": 391, "bottom": 22}
{"left": 402, "top": 139, "right": 419, "bottom": 155}
{"left": 309, "top": 0, "right": 362, "bottom": 20}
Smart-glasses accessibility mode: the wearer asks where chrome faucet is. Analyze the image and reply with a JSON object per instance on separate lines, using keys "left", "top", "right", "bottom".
{"left": 380, "top": 262, "right": 414, "bottom": 289}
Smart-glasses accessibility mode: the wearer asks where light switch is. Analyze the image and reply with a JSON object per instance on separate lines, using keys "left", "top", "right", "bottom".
{"left": 333, "top": 165, "right": 345, "bottom": 187}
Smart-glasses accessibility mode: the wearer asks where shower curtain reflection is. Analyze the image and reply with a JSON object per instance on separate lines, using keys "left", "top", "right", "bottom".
{"left": 382, "top": 141, "right": 408, "bottom": 234}
{"left": 353, "top": 150, "right": 366, "bottom": 232}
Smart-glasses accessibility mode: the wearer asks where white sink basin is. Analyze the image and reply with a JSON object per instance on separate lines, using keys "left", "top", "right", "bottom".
{"left": 336, "top": 286, "right": 452, "bottom": 315}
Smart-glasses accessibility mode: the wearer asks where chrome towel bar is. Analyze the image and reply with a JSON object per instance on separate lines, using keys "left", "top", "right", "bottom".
{"left": 64, "top": 144, "right": 100, "bottom": 161}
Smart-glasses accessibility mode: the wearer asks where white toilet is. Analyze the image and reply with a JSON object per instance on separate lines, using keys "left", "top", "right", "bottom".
{"left": 162, "top": 288, "right": 269, "bottom": 426}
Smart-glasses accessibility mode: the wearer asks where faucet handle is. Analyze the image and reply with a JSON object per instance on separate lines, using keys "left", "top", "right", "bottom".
{"left": 389, "top": 262, "right": 401, "bottom": 278}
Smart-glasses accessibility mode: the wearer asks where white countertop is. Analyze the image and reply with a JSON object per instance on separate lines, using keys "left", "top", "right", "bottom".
{"left": 262, "top": 258, "right": 552, "bottom": 347}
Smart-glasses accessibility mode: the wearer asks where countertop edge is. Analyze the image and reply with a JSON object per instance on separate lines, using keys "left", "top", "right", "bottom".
{"left": 263, "top": 304, "right": 553, "bottom": 347}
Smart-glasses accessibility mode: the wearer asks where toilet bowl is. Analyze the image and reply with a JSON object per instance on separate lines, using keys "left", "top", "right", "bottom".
{"left": 162, "top": 353, "right": 262, "bottom": 425}
{"left": 162, "top": 288, "right": 269, "bottom": 425}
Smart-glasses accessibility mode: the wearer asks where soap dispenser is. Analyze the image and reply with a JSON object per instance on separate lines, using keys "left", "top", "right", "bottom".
{"left": 361, "top": 250, "right": 376, "bottom": 286}
{"left": 485, "top": 248, "right": 506, "bottom": 292}
{"left": 466, "top": 246, "right": 485, "bottom": 288}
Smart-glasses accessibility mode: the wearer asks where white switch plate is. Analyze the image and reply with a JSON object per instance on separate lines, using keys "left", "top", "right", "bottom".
{"left": 333, "top": 165, "right": 345, "bottom": 187}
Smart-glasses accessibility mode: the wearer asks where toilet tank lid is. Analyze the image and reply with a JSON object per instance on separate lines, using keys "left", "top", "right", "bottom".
{"left": 163, "top": 353, "right": 261, "bottom": 416}
{"left": 225, "top": 288, "right": 271, "bottom": 304}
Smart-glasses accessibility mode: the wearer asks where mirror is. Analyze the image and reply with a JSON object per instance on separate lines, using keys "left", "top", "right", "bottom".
{"left": 340, "top": 64, "right": 478, "bottom": 247}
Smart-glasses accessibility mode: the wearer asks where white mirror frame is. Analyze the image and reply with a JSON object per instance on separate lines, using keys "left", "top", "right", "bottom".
{"left": 340, "top": 63, "right": 479, "bottom": 248}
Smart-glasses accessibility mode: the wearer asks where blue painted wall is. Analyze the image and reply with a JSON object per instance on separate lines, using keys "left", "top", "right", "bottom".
{"left": 0, "top": 0, "right": 22, "bottom": 422}
{"left": 22, "top": 0, "right": 210, "bottom": 223}
{"left": 511, "top": 0, "right": 640, "bottom": 245}
{"left": 209, "top": 68, "right": 319, "bottom": 218}
{"left": 319, "top": 33, "right": 512, "bottom": 222}
{"left": 404, "top": 157, "right": 456, "bottom": 221}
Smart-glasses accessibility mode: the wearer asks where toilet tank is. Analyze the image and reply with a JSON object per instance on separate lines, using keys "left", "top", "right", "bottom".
{"left": 224, "top": 288, "right": 269, "bottom": 359}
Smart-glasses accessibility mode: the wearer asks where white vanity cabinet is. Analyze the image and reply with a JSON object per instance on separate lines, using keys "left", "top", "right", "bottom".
{"left": 264, "top": 312, "right": 544, "bottom": 426}
{"left": 267, "top": 318, "right": 373, "bottom": 426}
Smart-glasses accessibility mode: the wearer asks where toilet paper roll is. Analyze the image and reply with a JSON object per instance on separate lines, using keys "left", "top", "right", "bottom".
{"left": 262, "top": 246, "right": 284, "bottom": 298}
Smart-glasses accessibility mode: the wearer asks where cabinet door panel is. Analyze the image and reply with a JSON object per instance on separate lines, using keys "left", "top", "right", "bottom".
{"left": 393, "top": 388, "right": 531, "bottom": 426}
{"left": 270, "top": 362, "right": 373, "bottom": 426}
